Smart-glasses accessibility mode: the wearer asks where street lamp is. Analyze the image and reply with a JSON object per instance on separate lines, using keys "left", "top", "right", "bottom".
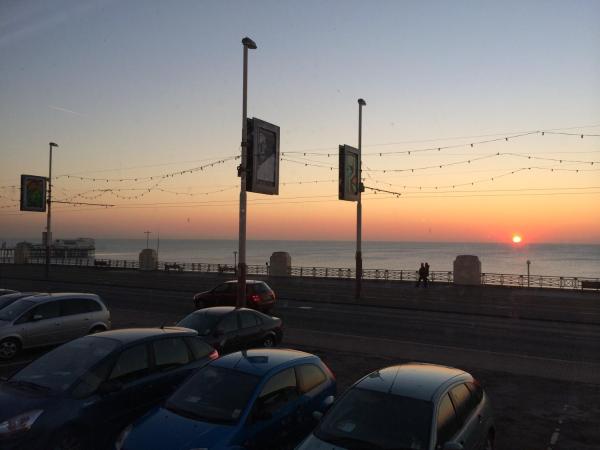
{"left": 237, "top": 36, "right": 257, "bottom": 308}
{"left": 45, "top": 142, "right": 59, "bottom": 279}
{"left": 527, "top": 260, "right": 531, "bottom": 288}
{"left": 356, "top": 99, "right": 366, "bottom": 300}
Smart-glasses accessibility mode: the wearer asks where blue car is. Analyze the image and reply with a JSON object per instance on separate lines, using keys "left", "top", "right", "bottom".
{"left": 297, "top": 363, "right": 495, "bottom": 450}
{"left": 0, "top": 327, "right": 218, "bottom": 450}
{"left": 118, "top": 348, "right": 337, "bottom": 450}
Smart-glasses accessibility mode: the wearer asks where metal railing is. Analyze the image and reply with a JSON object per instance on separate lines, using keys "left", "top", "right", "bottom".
{"left": 1, "top": 254, "right": 598, "bottom": 291}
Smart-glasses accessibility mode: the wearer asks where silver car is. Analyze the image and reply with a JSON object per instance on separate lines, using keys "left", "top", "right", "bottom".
{"left": 0, "top": 293, "right": 111, "bottom": 360}
{"left": 297, "top": 363, "right": 495, "bottom": 450}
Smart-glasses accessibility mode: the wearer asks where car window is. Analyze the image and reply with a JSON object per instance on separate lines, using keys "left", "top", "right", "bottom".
{"left": 61, "top": 299, "right": 91, "bottom": 316}
{"left": 152, "top": 338, "right": 190, "bottom": 370}
{"left": 86, "top": 299, "right": 103, "bottom": 312}
{"left": 240, "top": 310, "right": 259, "bottom": 328}
{"left": 185, "top": 337, "right": 214, "bottom": 360}
{"left": 218, "top": 313, "right": 239, "bottom": 333}
{"left": 436, "top": 393, "right": 459, "bottom": 447}
{"left": 297, "top": 364, "right": 327, "bottom": 393}
{"left": 0, "top": 300, "right": 34, "bottom": 322}
{"left": 110, "top": 344, "right": 150, "bottom": 383}
{"left": 22, "top": 301, "right": 60, "bottom": 322}
{"left": 465, "top": 381, "right": 484, "bottom": 406}
{"left": 213, "top": 283, "right": 231, "bottom": 294}
{"left": 254, "top": 283, "right": 271, "bottom": 294}
{"left": 449, "top": 383, "right": 473, "bottom": 427}
{"left": 257, "top": 367, "right": 298, "bottom": 415}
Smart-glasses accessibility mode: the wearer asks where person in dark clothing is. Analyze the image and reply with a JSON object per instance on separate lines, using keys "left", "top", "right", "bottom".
{"left": 424, "top": 263, "right": 430, "bottom": 287}
{"left": 416, "top": 263, "right": 426, "bottom": 287}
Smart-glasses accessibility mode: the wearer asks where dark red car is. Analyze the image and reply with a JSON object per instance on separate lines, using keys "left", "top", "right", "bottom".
{"left": 193, "top": 280, "right": 276, "bottom": 313}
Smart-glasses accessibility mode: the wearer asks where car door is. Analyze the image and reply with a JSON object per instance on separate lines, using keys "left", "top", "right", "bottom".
{"left": 59, "top": 299, "right": 92, "bottom": 341}
{"left": 294, "top": 363, "right": 332, "bottom": 439}
{"left": 449, "top": 383, "right": 482, "bottom": 450}
{"left": 244, "top": 367, "right": 301, "bottom": 450}
{"left": 149, "top": 336, "right": 197, "bottom": 399}
{"left": 213, "top": 283, "right": 236, "bottom": 306}
{"left": 435, "top": 392, "right": 460, "bottom": 450}
{"left": 98, "top": 343, "right": 158, "bottom": 427}
{"left": 15, "top": 301, "right": 62, "bottom": 348}
{"left": 237, "top": 310, "right": 263, "bottom": 349}
{"left": 215, "top": 311, "right": 242, "bottom": 353}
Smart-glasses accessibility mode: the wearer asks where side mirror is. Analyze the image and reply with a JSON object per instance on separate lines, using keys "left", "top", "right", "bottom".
{"left": 442, "top": 443, "right": 464, "bottom": 450}
{"left": 98, "top": 380, "right": 123, "bottom": 395}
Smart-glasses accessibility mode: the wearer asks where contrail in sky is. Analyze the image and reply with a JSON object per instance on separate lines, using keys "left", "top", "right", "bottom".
{"left": 48, "top": 105, "right": 87, "bottom": 117}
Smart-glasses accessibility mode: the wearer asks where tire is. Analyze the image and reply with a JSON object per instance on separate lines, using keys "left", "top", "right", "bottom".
{"left": 262, "top": 333, "right": 276, "bottom": 348}
{"left": 0, "top": 338, "right": 21, "bottom": 360}
{"left": 88, "top": 326, "right": 106, "bottom": 335}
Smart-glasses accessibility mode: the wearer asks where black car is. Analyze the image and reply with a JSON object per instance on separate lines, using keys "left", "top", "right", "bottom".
{"left": 177, "top": 306, "right": 283, "bottom": 354}
{"left": 0, "top": 327, "right": 217, "bottom": 450}
{"left": 193, "top": 280, "right": 276, "bottom": 313}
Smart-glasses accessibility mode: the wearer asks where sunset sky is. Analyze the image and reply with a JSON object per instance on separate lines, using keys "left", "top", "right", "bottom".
{"left": 1, "top": 0, "right": 599, "bottom": 243}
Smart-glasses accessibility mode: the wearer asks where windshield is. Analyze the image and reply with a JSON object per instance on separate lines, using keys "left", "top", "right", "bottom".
{"left": 166, "top": 366, "right": 259, "bottom": 424}
{"left": 11, "top": 336, "right": 119, "bottom": 392}
{"left": 177, "top": 311, "right": 221, "bottom": 335}
{"left": 0, "top": 299, "right": 34, "bottom": 322}
{"left": 315, "top": 388, "right": 433, "bottom": 450}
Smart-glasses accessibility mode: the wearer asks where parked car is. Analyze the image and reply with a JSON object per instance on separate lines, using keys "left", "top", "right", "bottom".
{"left": 297, "top": 362, "right": 495, "bottom": 450}
{"left": 177, "top": 306, "right": 283, "bottom": 353}
{"left": 0, "top": 292, "right": 40, "bottom": 311}
{"left": 117, "top": 348, "right": 337, "bottom": 450}
{"left": 0, "top": 327, "right": 218, "bottom": 450}
{"left": 0, "top": 293, "right": 111, "bottom": 360}
{"left": 193, "top": 280, "right": 276, "bottom": 312}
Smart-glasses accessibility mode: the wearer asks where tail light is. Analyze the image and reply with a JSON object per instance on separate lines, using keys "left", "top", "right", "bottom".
{"left": 209, "top": 350, "right": 219, "bottom": 360}
{"left": 251, "top": 294, "right": 261, "bottom": 303}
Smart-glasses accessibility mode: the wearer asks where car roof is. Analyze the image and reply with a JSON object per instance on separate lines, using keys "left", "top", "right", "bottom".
{"left": 19, "top": 293, "right": 101, "bottom": 303}
{"left": 354, "top": 363, "right": 469, "bottom": 401}
{"left": 192, "top": 306, "right": 260, "bottom": 316}
{"left": 93, "top": 327, "right": 197, "bottom": 344}
{"left": 0, "top": 292, "right": 40, "bottom": 301}
{"left": 213, "top": 348, "right": 316, "bottom": 376}
{"left": 223, "top": 280, "right": 265, "bottom": 285}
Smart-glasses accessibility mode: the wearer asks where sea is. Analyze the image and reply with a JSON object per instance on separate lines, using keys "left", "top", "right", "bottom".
{"left": 83, "top": 239, "right": 600, "bottom": 278}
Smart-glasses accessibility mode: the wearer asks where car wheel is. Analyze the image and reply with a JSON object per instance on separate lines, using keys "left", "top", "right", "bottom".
{"left": 262, "top": 333, "right": 276, "bottom": 348}
{"left": 51, "top": 430, "right": 87, "bottom": 450}
{"left": 88, "top": 326, "right": 106, "bottom": 334}
{"left": 0, "top": 338, "right": 20, "bottom": 360}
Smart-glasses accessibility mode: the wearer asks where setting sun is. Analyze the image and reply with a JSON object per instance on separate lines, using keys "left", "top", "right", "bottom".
{"left": 512, "top": 235, "right": 523, "bottom": 244}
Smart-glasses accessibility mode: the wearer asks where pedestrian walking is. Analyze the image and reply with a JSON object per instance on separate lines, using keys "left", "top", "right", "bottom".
{"left": 416, "top": 263, "right": 426, "bottom": 287}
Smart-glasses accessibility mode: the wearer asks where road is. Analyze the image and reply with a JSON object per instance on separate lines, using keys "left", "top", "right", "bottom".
{"left": 1, "top": 278, "right": 599, "bottom": 449}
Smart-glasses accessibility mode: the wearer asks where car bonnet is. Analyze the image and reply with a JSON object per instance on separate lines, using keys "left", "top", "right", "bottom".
{"left": 124, "top": 407, "right": 236, "bottom": 450}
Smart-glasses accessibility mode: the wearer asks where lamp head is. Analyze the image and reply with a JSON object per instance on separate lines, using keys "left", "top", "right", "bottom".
{"left": 358, "top": 98, "right": 366, "bottom": 106}
{"left": 242, "top": 37, "right": 257, "bottom": 49}
{"left": 49, "top": 142, "right": 59, "bottom": 148}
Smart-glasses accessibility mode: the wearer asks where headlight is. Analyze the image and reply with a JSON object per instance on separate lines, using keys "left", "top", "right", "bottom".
{"left": 0, "top": 410, "right": 43, "bottom": 435}
{"left": 114, "top": 424, "right": 133, "bottom": 450}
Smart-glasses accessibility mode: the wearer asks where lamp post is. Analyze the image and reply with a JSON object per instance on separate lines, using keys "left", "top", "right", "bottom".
{"left": 234, "top": 251, "right": 237, "bottom": 271}
{"left": 527, "top": 260, "right": 531, "bottom": 288}
{"left": 45, "top": 142, "right": 59, "bottom": 279}
{"left": 356, "top": 99, "right": 366, "bottom": 300}
{"left": 237, "top": 37, "right": 257, "bottom": 309}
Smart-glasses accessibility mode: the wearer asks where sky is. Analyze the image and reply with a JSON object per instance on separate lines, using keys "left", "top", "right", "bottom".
{"left": 1, "top": 0, "right": 599, "bottom": 243}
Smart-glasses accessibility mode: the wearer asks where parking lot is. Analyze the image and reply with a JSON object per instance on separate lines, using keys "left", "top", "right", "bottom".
{"left": 1, "top": 276, "right": 599, "bottom": 449}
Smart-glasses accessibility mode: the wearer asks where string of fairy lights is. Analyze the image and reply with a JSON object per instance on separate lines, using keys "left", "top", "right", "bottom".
{"left": 1, "top": 127, "right": 600, "bottom": 214}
